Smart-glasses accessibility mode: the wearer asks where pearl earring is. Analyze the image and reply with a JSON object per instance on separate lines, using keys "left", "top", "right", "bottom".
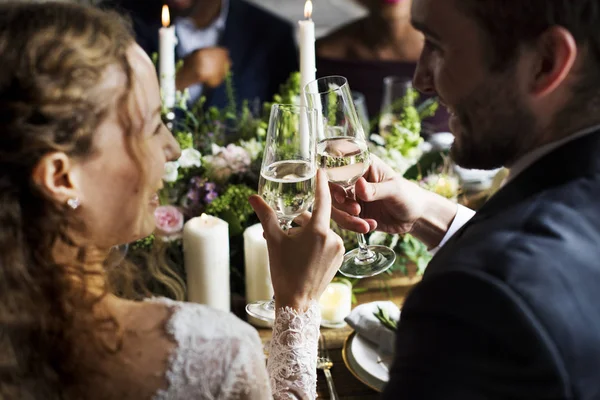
{"left": 67, "top": 197, "right": 81, "bottom": 210}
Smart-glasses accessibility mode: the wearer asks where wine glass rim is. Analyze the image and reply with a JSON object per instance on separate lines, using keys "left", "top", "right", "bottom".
{"left": 383, "top": 75, "right": 413, "bottom": 86}
{"left": 304, "top": 75, "right": 350, "bottom": 95}
{"left": 271, "top": 103, "right": 316, "bottom": 112}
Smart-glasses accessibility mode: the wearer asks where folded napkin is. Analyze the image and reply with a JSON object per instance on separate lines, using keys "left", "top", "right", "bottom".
{"left": 345, "top": 301, "right": 400, "bottom": 355}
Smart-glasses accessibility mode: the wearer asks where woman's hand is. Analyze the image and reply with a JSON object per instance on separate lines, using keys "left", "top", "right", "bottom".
{"left": 249, "top": 170, "right": 345, "bottom": 312}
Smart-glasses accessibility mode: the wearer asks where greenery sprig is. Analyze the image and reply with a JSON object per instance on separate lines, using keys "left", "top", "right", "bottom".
{"left": 374, "top": 306, "right": 398, "bottom": 332}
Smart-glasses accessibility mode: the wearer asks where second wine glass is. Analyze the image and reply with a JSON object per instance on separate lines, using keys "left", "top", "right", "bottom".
{"left": 245, "top": 103, "right": 318, "bottom": 323}
{"left": 305, "top": 76, "right": 396, "bottom": 279}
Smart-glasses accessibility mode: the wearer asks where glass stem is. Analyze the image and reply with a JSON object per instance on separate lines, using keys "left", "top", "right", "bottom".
{"left": 345, "top": 185, "right": 376, "bottom": 263}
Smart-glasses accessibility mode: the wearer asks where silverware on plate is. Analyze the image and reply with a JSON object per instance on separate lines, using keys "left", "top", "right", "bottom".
{"left": 317, "top": 333, "right": 339, "bottom": 400}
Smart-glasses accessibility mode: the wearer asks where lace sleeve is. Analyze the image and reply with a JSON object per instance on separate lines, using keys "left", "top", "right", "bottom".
{"left": 267, "top": 301, "right": 321, "bottom": 400}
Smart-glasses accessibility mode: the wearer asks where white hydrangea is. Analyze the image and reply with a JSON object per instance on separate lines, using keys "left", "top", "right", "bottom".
{"left": 177, "top": 148, "right": 202, "bottom": 169}
{"left": 163, "top": 161, "right": 179, "bottom": 182}
{"left": 239, "top": 138, "right": 263, "bottom": 161}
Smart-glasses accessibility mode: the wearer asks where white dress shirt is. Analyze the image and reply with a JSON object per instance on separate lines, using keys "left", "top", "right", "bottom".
{"left": 434, "top": 123, "right": 600, "bottom": 251}
{"left": 175, "top": 0, "right": 229, "bottom": 104}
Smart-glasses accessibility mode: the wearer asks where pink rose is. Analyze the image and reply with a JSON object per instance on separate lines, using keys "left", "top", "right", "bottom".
{"left": 154, "top": 205, "right": 184, "bottom": 241}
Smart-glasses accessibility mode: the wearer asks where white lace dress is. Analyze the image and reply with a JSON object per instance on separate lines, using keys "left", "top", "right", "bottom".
{"left": 149, "top": 297, "right": 321, "bottom": 400}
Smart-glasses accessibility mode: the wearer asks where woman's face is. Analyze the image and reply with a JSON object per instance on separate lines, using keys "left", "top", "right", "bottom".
{"left": 72, "top": 44, "right": 180, "bottom": 249}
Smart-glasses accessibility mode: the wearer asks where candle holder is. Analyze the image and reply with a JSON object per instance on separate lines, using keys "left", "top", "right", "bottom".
{"left": 319, "top": 279, "right": 353, "bottom": 328}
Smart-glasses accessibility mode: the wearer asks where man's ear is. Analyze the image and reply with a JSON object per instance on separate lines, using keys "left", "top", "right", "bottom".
{"left": 529, "top": 26, "right": 577, "bottom": 98}
{"left": 31, "top": 152, "right": 80, "bottom": 204}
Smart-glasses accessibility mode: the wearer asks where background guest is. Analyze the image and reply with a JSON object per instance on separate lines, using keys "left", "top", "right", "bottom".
{"left": 101, "top": 0, "right": 299, "bottom": 111}
{"left": 316, "top": 0, "right": 449, "bottom": 134}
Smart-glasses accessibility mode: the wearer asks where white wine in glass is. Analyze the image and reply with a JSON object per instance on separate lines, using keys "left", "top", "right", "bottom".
{"left": 306, "top": 76, "right": 396, "bottom": 279}
{"left": 259, "top": 160, "right": 315, "bottom": 230}
{"left": 246, "top": 104, "right": 317, "bottom": 324}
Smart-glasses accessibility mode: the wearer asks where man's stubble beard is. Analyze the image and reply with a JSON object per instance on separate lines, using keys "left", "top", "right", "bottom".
{"left": 449, "top": 76, "right": 538, "bottom": 170}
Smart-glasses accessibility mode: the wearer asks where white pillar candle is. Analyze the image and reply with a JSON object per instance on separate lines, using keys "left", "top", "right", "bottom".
{"left": 298, "top": 0, "right": 315, "bottom": 156}
{"left": 183, "top": 214, "right": 230, "bottom": 312}
{"left": 319, "top": 281, "right": 353, "bottom": 325}
{"left": 243, "top": 223, "right": 274, "bottom": 327}
{"left": 159, "top": 5, "right": 177, "bottom": 109}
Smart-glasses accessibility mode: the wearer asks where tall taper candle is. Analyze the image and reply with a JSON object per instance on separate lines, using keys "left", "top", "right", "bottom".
{"left": 159, "top": 4, "right": 177, "bottom": 109}
{"left": 183, "top": 214, "right": 230, "bottom": 312}
{"left": 298, "top": 0, "right": 315, "bottom": 156}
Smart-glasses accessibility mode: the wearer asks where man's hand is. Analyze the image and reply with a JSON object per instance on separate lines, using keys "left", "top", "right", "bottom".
{"left": 249, "top": 170, "right": 345, "bottom": 311}
{"left": 330, "top": 155, "right": 458, "bottom": 249}
{"left": 176, "top": 47, "right": 231, "bottom": 90}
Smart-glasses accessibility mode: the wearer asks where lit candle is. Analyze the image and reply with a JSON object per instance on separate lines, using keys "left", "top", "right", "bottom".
{"left": 183, "top": 214, "right": 230, "bottom": 312}
{"left": 299, "top": 0, "right": 316, "bottom": 91}
{"left": 243, "top": 223, "right": 274, "bottom": 327}
{"left": 159, "top": 4, "right": 177, "bottom": 109}
{"left": 319, "top": 281, "right": 353, "bottom": 325}
{"left": 298, "top": 0, "right": 315, "bottom": 156}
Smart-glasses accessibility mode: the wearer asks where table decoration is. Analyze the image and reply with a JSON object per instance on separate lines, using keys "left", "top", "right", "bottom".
{"left": 319, "top": 280, "right": 353, "bottom": 327}
{"left": 243, "top": 223, "right": 273, "bottom": 327}
{"left": 127, "top": 63, "right": 461, "bottom": 303}
{"left": 159, "top": 4, "right": 177, "bottom": 109}
{"left": 183, "top": 214, "right": 230, "bottom": 312}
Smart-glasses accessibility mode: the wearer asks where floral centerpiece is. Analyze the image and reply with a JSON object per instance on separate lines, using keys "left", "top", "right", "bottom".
{"left": 130, "top": 72, "right": 460, "bottom": 299}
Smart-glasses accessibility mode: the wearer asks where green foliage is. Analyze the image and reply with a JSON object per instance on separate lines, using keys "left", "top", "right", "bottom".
{"left": 131, "top": 234, "right": 155, "bottom": 252}
{"left": 374, "top": 306, "right": 398, "bottom": 331}
{"left": 205, "top": 184, "right": 256, "bottom": 236}
{"left": 264, "top": 72, "right": 301, "bottom": 110}
{"left": 393, "top": 234, "right": 432, "bottom": 276}
{"left": 175, "top": 132, "right": 194, "bottom": 150}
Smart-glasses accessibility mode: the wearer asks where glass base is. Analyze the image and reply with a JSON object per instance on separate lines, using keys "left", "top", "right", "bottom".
{"left": 339, "top": 245, "right": 396, "bottom": 278}
{"left": 246, "top": 299, "right": 275, "bottom": 323}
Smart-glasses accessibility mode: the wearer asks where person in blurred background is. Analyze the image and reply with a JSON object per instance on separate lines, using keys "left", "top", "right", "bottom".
{"left": 316, "top": 0, "right": 448, "bottom": 134}
{"left": 101, "top": 0, "right": 298, "bottom": 112}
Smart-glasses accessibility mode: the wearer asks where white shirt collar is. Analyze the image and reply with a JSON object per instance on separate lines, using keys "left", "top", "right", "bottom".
{"left": 507, "top": 123, "right": 600, "bottom": 183}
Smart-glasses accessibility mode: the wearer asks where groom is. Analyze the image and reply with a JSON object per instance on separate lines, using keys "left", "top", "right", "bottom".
{"left": 330, "top": 0, "right": 600, "bottom": 398}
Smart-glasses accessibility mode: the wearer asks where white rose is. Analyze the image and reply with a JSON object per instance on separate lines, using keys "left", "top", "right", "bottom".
{"left": 211, "top": 143, "right": 222, "bottom": 155}
{"left": 178, "top": 148, "right": 202, "bottom": 169}
{"left": 163, "top": 161, "right": 179, "bottom": 182}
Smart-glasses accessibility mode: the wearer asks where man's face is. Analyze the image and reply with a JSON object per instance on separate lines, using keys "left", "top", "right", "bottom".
{"left": 411, "top": 0, "right": 537, "bottom": 169}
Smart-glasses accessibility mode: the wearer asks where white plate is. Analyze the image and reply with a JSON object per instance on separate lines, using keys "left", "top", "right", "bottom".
{"left": 342, "top": 332, "right": 392, "bottom": 392}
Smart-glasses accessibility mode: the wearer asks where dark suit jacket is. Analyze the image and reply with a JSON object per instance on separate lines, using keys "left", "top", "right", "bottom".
{"left": 101, "top": 0, "right": 298, "bottom": 110}
{"left": 383, "top": 130, "right": 600, "bottom": 400}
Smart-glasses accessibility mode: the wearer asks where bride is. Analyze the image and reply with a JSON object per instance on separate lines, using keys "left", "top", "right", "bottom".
{"left": 0, "top": 2, "right": 344, "bottom": 399}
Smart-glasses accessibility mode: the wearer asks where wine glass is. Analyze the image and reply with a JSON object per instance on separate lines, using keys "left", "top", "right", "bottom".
{"left": 379, "top": 76, "right": 414, "bottom": 136}
{"left": 245, "top": 104, "right": 318, "bottom": 323}
{"left": 352, "top": 91, "right": 370, "bottom": 135}
{"left": 305, "top": 75, "right": 396, "bottom": 279}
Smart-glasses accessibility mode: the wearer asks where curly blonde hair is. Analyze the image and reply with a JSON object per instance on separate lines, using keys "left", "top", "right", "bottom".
{"left": 0, "top": 2, "right": 158, "bottom": 398}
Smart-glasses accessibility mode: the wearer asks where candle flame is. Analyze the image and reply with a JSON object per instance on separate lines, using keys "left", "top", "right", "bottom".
{"left": 304, "top": 0, "right": 313, "bottom": 19}
{"left": 162, "top": 4, "right": 171, "bottom": 27}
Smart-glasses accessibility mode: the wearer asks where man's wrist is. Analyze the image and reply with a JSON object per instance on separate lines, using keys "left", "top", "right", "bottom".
{"left": 410, "top": 189, "right": 459, "bottom": 249}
